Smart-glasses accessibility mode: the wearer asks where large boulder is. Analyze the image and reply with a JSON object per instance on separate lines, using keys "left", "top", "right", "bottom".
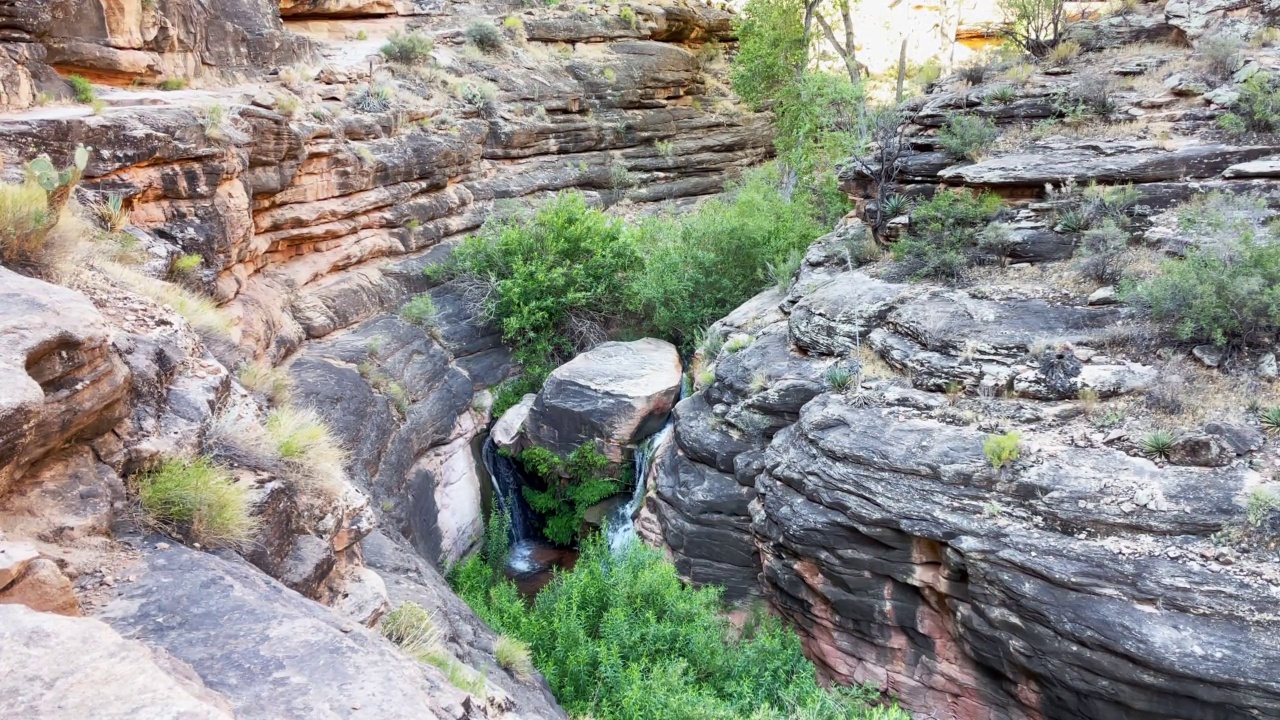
{"left": 526, "top": 339, "right": 682, "bottom": 462}
{"left": 0, "top": 269, "right": 130, "bottom": 495}
{"left": 0, "top": 604, "right": 234, "bottom": 719}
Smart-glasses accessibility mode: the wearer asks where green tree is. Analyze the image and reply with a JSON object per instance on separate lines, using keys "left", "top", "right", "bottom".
{"left": 518, "top": 445, "right": 622, "bottom": 546}
{"left": 731, "top": 0, "right": 808, "bottom": 108}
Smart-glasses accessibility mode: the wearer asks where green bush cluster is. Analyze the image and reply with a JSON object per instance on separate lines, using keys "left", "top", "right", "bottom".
{"left": 436, "top": 166, "right": 824, "bottom": 368}
{"left": 465, "top": 21, "right": 505, "bottom": 53}
{"left": 517, "top": 445, "right": 622, "bottom": 546}
{"left": 936, "top": 114, "right": 997, "bottom": 161}
{"left": 449, "top": 534, "right": 908, "bottom": 720}
{"left": 892, "top": 190, "right": 1003, "bottom": 280}
{"left": 1222, "top": 72, "right": 1280, "bottom": 133}
{"left": 1123, "top": 193, "right": 1280, "bottom": 346}
{"left": 381, "top": 31, "right": 435, "bottom": 66}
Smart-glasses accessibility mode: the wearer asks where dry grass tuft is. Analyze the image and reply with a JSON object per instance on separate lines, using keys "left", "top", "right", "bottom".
{"left": 238, "top": 361, "right": 293, "bottom": 407}
{"left": 265, "top": 406, "right": 348, "bottom": 494}
{"left": 137, "top": 456, "right": 258, "bottom": 548}
{"left": 101, "top": 262, "right": 233, "bottom": 338}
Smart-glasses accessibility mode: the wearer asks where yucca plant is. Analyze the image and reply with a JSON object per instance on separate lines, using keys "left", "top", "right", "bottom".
{"left": 881, "top": 193, "right": 910, "bottom": 218}
{"left": 985, "top": 84, "right": 1018, "bottom": 105}
{"left": 1260, "top": 407, "right": 1280, "bottom": 432}
{"left": 92, "top": 192, "right": 129, "bottom": 232}
{"left": 824, "top": 365, "right": 854, "bottom": 391}
{"left": 1141, "top": 429, "right": 1175, "bottom": 459}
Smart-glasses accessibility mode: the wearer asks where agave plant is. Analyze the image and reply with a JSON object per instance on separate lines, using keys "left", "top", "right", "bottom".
{"left": 1261, "top": 407, "right": 1280, "bottom": 433}
{"left": 1140, "top": 429, "right": 1175, "bottom": 459}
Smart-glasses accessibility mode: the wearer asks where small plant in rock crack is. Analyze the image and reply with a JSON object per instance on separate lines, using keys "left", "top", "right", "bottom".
{"left": 724, "top": 335, "right": 753, "bottom": 353}
{"left": 696, "top": 327, "right": 724, "bottom": 359}
{"left": 984, "top": 432, "right": 1021, "bottom": 470}
{"left": 945, "top": 381, "right": 965, "bottom": 406}
{"left": 1077, "top": 387, "right": 1099, "bottom": 415}
{"left": 1260, "top": 407, "right": 1280, "bottom": 433}
{"left": 824, "top": 365, "right": 855, "bottom": 392}
{"left": 1141, "top": 429, "right": 1175, "bottom": 460}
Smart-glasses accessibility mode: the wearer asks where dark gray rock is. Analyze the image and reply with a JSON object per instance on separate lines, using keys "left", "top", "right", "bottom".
{"left": 526, "top": 338, "right": 682, "bottom": 462}
{"left": 99, "top": 543, "right": 488, "bottom": 720}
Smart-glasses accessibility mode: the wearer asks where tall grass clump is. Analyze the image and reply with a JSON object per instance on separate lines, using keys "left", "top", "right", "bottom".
{"left": 237, "top": 361, "right": 293, "bottom": 407}
{"left": 449, "top": 535, "right": 907, "bottom": 720}
{"left": 265, "top": 406, "right": 348, "bottom": 494}
{"left": 101, "top": 263, "right": 233, "bottom": 338}
{"left": 382, "top": 601, "right": 488, "bottom": 696}
{"left": 137, "top": 456, "right": 257, "bottom": 548}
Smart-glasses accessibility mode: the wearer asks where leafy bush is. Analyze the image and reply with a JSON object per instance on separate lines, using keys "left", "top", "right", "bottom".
{"left": 518, "top": 445, "right": 622, "bottom": 546}
{"left": 440, "top": 192, "right": 637, "bottom": 367}
{"left": 1232, "top": 72, "right": 1280, "bottom": 132}
{"left": 730, "top": 0, "right": 807, "bottom": 109}
{"left": 449, "top": 534, "right": 908, "bottom": 720}
{"left": 936, "top": 114, "right": 997, "bottom": 161}
{"left": 627, "top": 167, "right": 826, "bottom": 347}
{"left": 465, "top": 21, "right": 504, "bottom": 53}
{"left": 400, "top": 294, "right": 438, "bottom": 328}
{"left": 137, "top": 456, "right": 257, "bottom": 548}
{"left": 893, "top": 190, "right": 1003, "bottom": 280}
{"left": 491, "top": 371, "right": 548, "bottom": 419}
{"left": 381, "top": 31, "right": 435, "bottom": 66}
{"left": 68, "top": 75, "right": 95, "bottom": 103}
{"left": 1123, "top": 193, "right": 1280, "bottom": 346}
{"left": 983, "top": 432, "right": 1021, "bottom": 469}
{"left": 1247, "top": 488, "right": 1280, "bottom": 526}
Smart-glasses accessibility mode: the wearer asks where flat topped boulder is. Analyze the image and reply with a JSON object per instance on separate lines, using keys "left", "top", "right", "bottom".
{"left": 527, "top": 339, "right": 682, "bottom": 462}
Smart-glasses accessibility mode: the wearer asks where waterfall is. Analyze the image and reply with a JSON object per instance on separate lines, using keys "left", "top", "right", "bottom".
{"left": 482, "top": 437, "right": 536, "bottom": 543}
{"left": 607, "top": 419, "right": 673, "bottom": 553}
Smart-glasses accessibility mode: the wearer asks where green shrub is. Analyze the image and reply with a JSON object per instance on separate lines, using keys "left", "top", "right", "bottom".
{"left": 449, "top": 534, "right": 907, "bottom": 720}
{"left": 518, "top": 445, "right": 622, "bottom": 546}
{"left": 824, "top": 365, "right": 855, "bottom": 391}
{"left": 439, "top": 192, "right": 637, "bottom": 366}
{"left": 400, "top": 294, "right": 438, "bottom": 328}
{"left": 936, "top": 114, "right": 998, "bottom": 161}
{"left": 1074, "top": 218, "right": 1130, "bottom": 284}
{"left": 381, "top": 31, "right": 435, "bottom": 65}
{"left": 1232, "top": 72, "right": 1280, "bottom": 132}
{"left": 1247, "top": 488, "right": 1280, "bottom": 526}
{"left": 724, "top": 335, "right": 753, "bottom": 353}
{"left": 137, "top": 456, "right": 257, "bottom": 547}
{"left": 766, "top": 247, "right": 804, "bottom": 292}
{"left": 171, "top": 253, "right": 203, "bottom": 275}
{"left": 465, "top": 21, "right": 504, "bottom": 53}
{"left": 68, "top": 75, "right": 95, "bottom": 103}
{"left": 491, "top": 371, "right": 548, "bottom": 419}
{"left": 1123, "top": 193, "right": 1280, "bottom": 346}
{"left": 1218, "top": 112, "right": 1248, "bottom": 135}
{"left": 893, "top": 190, "right": 1003, "bottom": 280}
{"left": 626, "top": 166, "right": 826, "bottom": 347}
{"left": 159, "top": 78, "right": 187, "bottom": 91}
{"left": 983, "top": 432, "right": 1021, "bottom": 469}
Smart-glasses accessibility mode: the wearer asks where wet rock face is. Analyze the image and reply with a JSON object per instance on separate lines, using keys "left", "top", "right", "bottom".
{"left": 526, "top": 338, "right": 683, "bottom": 462}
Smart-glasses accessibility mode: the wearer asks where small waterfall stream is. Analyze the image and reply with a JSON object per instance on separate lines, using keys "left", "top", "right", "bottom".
{"left": 607, "top": 420, "right": 672, "bottom": 553}
{"left": 482, "top": 437, "right": 536, "bottom": 543}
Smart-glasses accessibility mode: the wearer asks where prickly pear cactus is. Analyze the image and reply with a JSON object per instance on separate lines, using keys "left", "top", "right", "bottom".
{"left": 25, "top": 144, "right": 91, "bottom": 221}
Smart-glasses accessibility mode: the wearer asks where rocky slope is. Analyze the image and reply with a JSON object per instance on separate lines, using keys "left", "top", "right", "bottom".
{"left": 0, "top": 0, "right": 764, "bottom": 717}
{"left": 645, "top": 2, "right": 1280, "bottom": 719}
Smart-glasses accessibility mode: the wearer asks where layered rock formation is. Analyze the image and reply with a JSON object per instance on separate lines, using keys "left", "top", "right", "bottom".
{"left": 647, "top": 3, "right": 1280, "bottom": 719}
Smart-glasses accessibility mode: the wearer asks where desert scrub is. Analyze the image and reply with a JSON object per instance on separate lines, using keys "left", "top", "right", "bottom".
{"left": 382, "top": 601, "right": 487, "bottom": 696}
{"left": 400, "top": 293, "right": 438, "bottom": 328}
{"left": 984, "top": 432, "right": 1021, "bottom": 469}
{"left": 137, "top": 456, "right": 257, "bottom": 548}
{"left": 1200, "top": 33, "right": 1244, "bottom": 80}
{"left": 1123, "top": 193, "right": 1280, "bottom": 346}
{"left": 266, "top": 406, "right": 349, "bottom": 494}
{"left": 448, "top": 534, "right": 908, "bottom": 720}
{"left": 490, "top": 371, "right": 548, "bottom": 419}
{"left": 381, "top": 31, "right": 435, "bottom": 66}
{"left": 0, "top": 147, "right": 90, "bottom": 274}
{"left": 1229, "top": 72, "right": 1280, "bottom": 133}
{"left": 893, "top": 189, "right": 1003, "bottom": 281}
{"left": 465, "top": 21, "right": 504, "bottom": 53}
{"left": 101, "top": 263, "right": 233, "bottom": 338}
{"left": 766, "top": 247, "right": 804, "bottom": 291}
{"left": 237, "top": 361, "right": 293, "bottom": 407}
{"left": 1247, "top": 489, "right": 1280, "bottom": 526}
{"left": 158, "top": 77, "right": 187, "bottom": 91}
{"left": 1046, "top": 39, "right": 1080, "bottom": 67}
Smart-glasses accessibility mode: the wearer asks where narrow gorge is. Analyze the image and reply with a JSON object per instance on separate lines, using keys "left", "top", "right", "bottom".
{"left": 3, "top": 1, "right": 1280, "bottom": 720}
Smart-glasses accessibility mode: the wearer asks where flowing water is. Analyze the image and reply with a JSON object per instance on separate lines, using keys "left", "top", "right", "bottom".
{"left": 607, "top": 420, "right": 673, "bottom": 553}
